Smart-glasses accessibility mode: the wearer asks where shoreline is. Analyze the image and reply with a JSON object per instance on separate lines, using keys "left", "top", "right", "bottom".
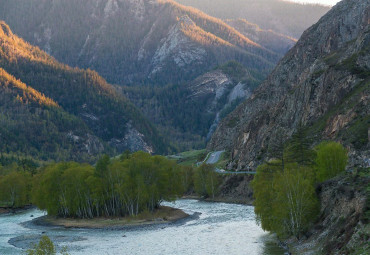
{"left": 31, "top": 206, "right": 190, "bottom": 229}
{"left": 181, "top": 195, "right": 253, "bottom": 205}
{"left": 0, "top": 205, "right": 34, "bottom": 215}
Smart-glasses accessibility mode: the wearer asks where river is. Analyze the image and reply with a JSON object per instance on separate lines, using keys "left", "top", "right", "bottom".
{"left": 0, "top": 199, "right": 286, "bottom": 255}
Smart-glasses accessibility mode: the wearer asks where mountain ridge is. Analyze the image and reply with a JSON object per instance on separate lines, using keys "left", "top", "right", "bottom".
{"left": 175, "top": 0, "right": 331, "bottom": 38}
{"left": 208, "top": 0, "right": 370, "bottom": 170}
{"left": 0, "top": 21, "right": 170, "bottom": 159}
{"left": 0, "top": 0, "right": 293, "bottom": 85}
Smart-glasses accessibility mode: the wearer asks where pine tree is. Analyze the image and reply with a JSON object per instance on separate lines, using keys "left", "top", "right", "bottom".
{"left": 286, "top": 123, "right": 315, "bottom": 166}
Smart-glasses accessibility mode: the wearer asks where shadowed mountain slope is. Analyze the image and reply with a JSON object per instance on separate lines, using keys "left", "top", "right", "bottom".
{"left": 0, "top": 0, "right": 292, "bottom": 85}
{"left": 209, "top": 0, "right": 370, "bottom": 170}
{"left": 0, "top": 21, "right": 170, "bottom": 159}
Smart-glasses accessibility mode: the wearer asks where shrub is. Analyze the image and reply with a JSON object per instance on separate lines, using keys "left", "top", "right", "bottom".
{"left": 315, "top": 141, "right": 348, "bottom": 182}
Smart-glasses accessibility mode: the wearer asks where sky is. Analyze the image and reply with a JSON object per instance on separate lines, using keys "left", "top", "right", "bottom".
{"left": 288, "top": 0, "right": 341, "bottom": 6}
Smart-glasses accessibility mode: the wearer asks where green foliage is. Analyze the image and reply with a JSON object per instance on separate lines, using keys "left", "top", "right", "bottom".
{"left": 252, "top": 162, "right": 319, "bottom": 238}
{"left": 95, "top": 155, "right": 110, "bottom": 178}
{"left": 342, "top": 116, "right": 370, "bottom": 150}
{"left": 0, "top": 68, "right": 98, "bottom": 162}
{"left": 273, "top": 165, "right": 319, "bottom": 238}
{"left": 286, "top": 124, "right": 316, "bottom": 166}
{"left": 217, "top": 61, "right": 258, "bottom": 86}
{"left": 193, "top": 164, "right": 221, "bottom": 198}
{"left": 205, "top": 169, "right": 221, "bottom": 199}
{"left": 32, "top": 152, "right": 184, "bottom": 218}
{"left": 179, "top": 166, "right": 194, "bottom": 193}
{"left": 193, "top": 164, "right": 212, "bottom": 197}
{"left": 252, "top": 161, "right": 281, "bottom": 231}
{"left": 315, "top": 141, "right": 348, "bottom": 182}
{"left": 0, "top": 170, "right": 31, "bottom": 208}
{"left": 174, "top": 149, "right": 206, "bottom": 166}
{"left": 26, "top": 236, "right": 56, "bottom": 255}
{"left": 0, "top": 22, "right": 171, "bottom": 159}
{"left": 254, "top": 135, "right": 351, "bottom": 238}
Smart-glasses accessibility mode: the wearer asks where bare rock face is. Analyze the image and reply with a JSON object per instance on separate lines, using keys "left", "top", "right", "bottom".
{"left": 288, "top": 172, "right": 369, "bottom": 255}
{"left": 109, "top": 122, "right": 154, "bottom": 153}
{"left": 217, "top": 174, "right": 254, "bottom": 204}
{"left": 208, "top": 0, "right": 370, "bottom": 170}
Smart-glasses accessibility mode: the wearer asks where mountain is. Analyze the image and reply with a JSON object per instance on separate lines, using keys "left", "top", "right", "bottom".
{"left": 0, "top": 21, "right": 169, "bottom": 160}
{"left": 175, "top": 0, "right": 331, "bottom": 39}
{"left": 0, "top": 0, "right": 292, "bottom": 86}
{"left": 0, "top": 68, "right": 105, "bottom": 162}
{"left": 208, "top": 0, "right": 370, "bottom": 170}
{"left": 119, "top": 61, "right": 261, "bottom": 151}
{"left": 224, "top": 19, "right": 297, "bottom": 55}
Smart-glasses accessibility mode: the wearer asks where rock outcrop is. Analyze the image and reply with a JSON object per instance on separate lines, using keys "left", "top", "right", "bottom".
{"left": 120, "top": 62, "right": 256, "bottom": 150}
{"left": 288, "top": 170, "right": 369, "bottom": 254}
{"left": 208, "top": 0, "right": 370, "bottom": 170}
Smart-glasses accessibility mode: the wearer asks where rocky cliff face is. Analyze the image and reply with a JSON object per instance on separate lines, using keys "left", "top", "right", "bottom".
{"left": 288, "top": 170, "right": 369, "bottom": 255}
{"left": 0, "top": 0, "right": 288, "bottom": 85}
{"left": 208, "top": 0, "right": 370, "bottom": 170}
{"left": 119, "top": 62, "right": 256, "bottom": 150}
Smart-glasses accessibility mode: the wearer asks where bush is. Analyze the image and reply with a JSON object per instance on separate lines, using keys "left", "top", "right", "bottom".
{"left": 252, "top": 162, "right": 319, "bottom": 238}
{"left": 26, "top": 236, "right": 56, "bottom": 255}
{"left": 315, "top": 141, "right": 348, "bottom": 182}
{"left": 0, "top": 171, "right": 31, "bottom": 208}
{"left": 193, "top": 164, "right": 221, "bottom": 198}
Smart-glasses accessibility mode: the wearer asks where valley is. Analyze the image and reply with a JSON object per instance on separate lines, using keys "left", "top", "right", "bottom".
{"left": 0, "top": 0, "right": 369, "bottom": 254}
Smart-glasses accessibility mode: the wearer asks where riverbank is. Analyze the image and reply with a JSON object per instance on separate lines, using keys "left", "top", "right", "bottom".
{"left": 31, "top": 206, "right": 189, "bottom": 229}
{"left": 0, "top": 205, "right": 34, "bottom": 215}
{"left": 286, "top": 170, "right": 369, "bottom": 255}
{"left": 182, "top": 195, "right": 252, "bottom": 205}
{"left": 183, "top": 174, "right": 255, "bottom": 205}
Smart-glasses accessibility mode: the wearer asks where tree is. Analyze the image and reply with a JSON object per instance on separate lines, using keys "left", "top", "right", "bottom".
{"left": 26, "top": 236, "right": 56, "bottom": 255}
{"left": 315, "top": 141, "right": 348, "bottom": 182}
{"left": 95, "top": 154, "right": 110, "bottom": 178}
{"left": 179, "top": 166, "right": 193, "bottom": 193}
{"left": 32, "top": 152, "right": 185, "bottom": 218}
{"left": 273, "top": 165, "right": 319, "bottom": 238}
{"left": 206, "top": 170, "right": 221, "bottom": 199}
{"left": 193, "top": 164, "right": 213, "bottom": 197}
{"left": 252, "top": 162, "right": 319, "bottom": 238}
{"left": 286, "top": 124, "right": 316, "bottom": 166}
{"left": 0, "top": 171, "right": 31, "bottom": 208}
{"left": 252, "top": 161, "right": 281, "bottom": 232}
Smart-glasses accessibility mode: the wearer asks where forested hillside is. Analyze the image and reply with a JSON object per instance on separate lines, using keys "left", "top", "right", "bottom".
{"left": 0, "top": 0, "right": 292, "bottom": 85}
{"left": 175, "top": 0, "right": 330, "bottom": 38}
{"left": 0, "top": 21, "right": 170, "bottom": 160}
{"left": 0, "top": 68, "right": 103, "bottom": 162}
{"left": 120, "top": 61, "right": 260, "bottom": 150}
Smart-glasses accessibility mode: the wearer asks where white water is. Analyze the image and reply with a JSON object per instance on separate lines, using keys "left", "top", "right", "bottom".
{"left": 0, "top": 199, "right": 286, "bottom": 255}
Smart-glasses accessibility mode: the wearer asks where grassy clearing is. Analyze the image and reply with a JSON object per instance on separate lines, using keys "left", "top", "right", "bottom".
{"left": 213, "top": 151, "right": 230, "bottom": 169}
{"left": 169, "top": 149, "right": 207, "bottom": 166}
